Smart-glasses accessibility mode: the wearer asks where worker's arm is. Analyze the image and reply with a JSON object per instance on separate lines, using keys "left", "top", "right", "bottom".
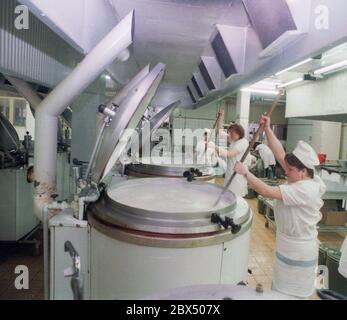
{"left": 261, "top": 115, "right": 287, "bottom": 171}
{"left": 234, "top": 161, "right": 283, "bottom": 200}
{"left": 211, "top": 143, "right": 240, "bottom": 159}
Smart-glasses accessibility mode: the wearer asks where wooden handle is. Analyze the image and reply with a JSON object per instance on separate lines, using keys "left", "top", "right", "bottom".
{"left": 207, "top": 108, "right": 223, "bottom": 144}
{"left": 240, "top": 93, "right": 282, "bottom": 162}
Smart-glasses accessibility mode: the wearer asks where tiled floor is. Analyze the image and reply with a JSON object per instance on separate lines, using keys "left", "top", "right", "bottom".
{"left": 246, "top": 198, "right": 276, "bottom": 290}
{"left": 0, "top": 182, "right": 345, "bottom": 299}
{"left": 0, "top": 241, "right": 44, "bottom": 300}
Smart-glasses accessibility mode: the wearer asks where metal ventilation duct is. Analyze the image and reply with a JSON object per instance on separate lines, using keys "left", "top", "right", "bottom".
{"left": 199, "top": 60, "right": 215, "bottom": 90}
{"left": 192, "top": 72, "right": 208, "bottom": 97}
{"left": 187, "top": 81, "right": 200, "bottom": 102}
{"left": 211, "top": 25, "right": 248, "bottom": 78}
{"left": 186, "top": 85, "right": 196, "bottom": 103}
{"left": 242, "top": 0, "right": 297, "bottom": 49}
{"left": 191, "top": 75, "right": 203, "bottom": 98}
{"left": 199, "top": 56, "right": 225, "bottom": 91}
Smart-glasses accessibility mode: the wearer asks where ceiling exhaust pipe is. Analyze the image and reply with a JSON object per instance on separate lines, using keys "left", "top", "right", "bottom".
{"left": 33, "top": 11, "right": 135, "bottom": 221}
{"left": 5, "top": 76, "right": 42, "bottom": 111}
{"left": 5, "top": 75, "right": 72, "bottom": 128}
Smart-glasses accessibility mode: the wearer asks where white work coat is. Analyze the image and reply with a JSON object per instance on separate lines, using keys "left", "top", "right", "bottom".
{"left": 255, "top": 144, "right": 276, "bottom": 169}
{"left": 272, "top": 175, "right": 327, "bottom": 298}
{"left": 224, "top": 138, "right": 249, "bottom": 197}
{"left": 339, "top": 236, "right": 347, "bottom": 279}
{"left": 196, "top": 140, "right": 217, "bottom": 166}
{"left": 244, "top": 154, "right": 257, "bottom": 170}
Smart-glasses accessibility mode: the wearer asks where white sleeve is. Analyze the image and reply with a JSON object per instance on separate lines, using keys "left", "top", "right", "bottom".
{"left": 234, "top": 139, "right": 248, "bottom": 153}
{"left": 279, "top": 183, "right": 313, "bottom": 207}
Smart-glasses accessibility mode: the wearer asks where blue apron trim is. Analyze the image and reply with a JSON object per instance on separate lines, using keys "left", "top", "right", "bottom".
{"left": 276, "top": 251, "right": 317, "bottom": 268}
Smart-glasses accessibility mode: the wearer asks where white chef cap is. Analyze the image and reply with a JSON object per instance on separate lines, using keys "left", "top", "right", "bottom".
{"left": 204, "top": 128, "right": 211, "bottom": 135}
{"left": 292, "top": 140, "right": 319, "bottom": 169}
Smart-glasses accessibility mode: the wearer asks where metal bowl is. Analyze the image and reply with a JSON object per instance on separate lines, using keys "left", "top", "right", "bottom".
{"left": 89, "top": 177, "right": 241, "bottom": 235}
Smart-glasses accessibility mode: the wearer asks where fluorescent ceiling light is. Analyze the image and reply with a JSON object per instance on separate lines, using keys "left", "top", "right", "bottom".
{"left": 241, "top": 88, "right": 279, "bottom": 95}
{"left": 275, "top": 58, "right": 313, "bottom": 76}
{"left": 254, "top": 80, "right": 282, "bottom": 86}
{"left": 277, "top": 77, "right": 304, "bottom": 88}
{"left": 313, "top": 60, "right": 347, "bottom": 75}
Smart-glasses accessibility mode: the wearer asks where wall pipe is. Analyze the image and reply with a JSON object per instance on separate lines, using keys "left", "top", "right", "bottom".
{"left": 6, "top": 75, "right": 73, "bottom": 128}
{"left": 5, "top": 76, "right": 42, "bottom": 111}
{"left": 5, "top": 75, "right": 71, "bottom": 147}
{"left": 33, "top": 11, "right": 135, "bottom": 221}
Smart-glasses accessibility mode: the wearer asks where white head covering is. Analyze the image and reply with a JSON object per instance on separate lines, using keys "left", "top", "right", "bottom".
{"left": 292, "top": 140, "right": 319, "bottom": 169}
{"left": 204, "top": 128, "right": 211, "bottom": 135}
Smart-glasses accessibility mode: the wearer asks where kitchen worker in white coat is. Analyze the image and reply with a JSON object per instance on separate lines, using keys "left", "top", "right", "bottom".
{"left": 210, "top": 121, "right": 249, "bottom": 197}
{"left": 234, "top": 114, "right": 326, "bottom": 298}
{"left": 195, "top": 128, "right": 218, "bottom": 166}
{"left": 254, "top": 141, "right": 276, "bottom": 178}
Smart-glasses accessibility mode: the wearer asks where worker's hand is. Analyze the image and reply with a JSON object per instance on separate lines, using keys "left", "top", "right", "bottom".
{"left": 234, "top": 161, "right": 247, "bottom": 175}
{"left": 260, "top": 114, "right": 271, "bottom": 130}
{"left": 217, "top": 108, "right": 224, "bottom": 117}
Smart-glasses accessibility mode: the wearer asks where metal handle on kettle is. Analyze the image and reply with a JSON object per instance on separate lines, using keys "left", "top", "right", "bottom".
{"left": 316, "top": 289, "right": 347, "bottom": 300}
{"left": 211, "top": 213, "right": 241, "bottom": 234}
{"left": 64, "top": 241, "right": 84, "bottom": 300}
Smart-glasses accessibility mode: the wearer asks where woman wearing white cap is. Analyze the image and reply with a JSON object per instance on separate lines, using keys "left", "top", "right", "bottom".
{"left": 195, "top": 128, "right": 218, "bottom": 166}
{"left": 234, "top": 115, "right": 326, "bottom": 298}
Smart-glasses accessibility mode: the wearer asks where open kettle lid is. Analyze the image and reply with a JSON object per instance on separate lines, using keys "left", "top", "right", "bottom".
{"left": 90, "top": 63, "right": 166, "bottom": 184}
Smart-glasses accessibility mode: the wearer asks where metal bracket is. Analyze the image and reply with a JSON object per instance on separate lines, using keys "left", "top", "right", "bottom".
{"left": 211, "top": 213, "right": 241, "bottom": 234}
{"left": 64, "top": 241, "right": 84, "bottom": 300}
{"left": 183, "top": 168, "right": 203, "bottom": 182}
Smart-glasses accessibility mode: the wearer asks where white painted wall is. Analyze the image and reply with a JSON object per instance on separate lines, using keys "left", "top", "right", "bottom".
{"left": 15, "top": 103, "right": 35, "bottom": 140}
{"left": 235, "top": 91, "right": 251, "bottom": 136}
{"left": 286, "top": 69, "right": 347, "bottom": 118}
{"left": 71, "top": 79, "right": 106, "bottom": 162}
{"left": 311, "top": 121, "right": 342, "bottom": 160}
{"left": 0, "top": 95, "right": 35, "bottom": 140}
{"left": 286, "top": 118, "right": 342, "bottom": 160}
{"left": 174, "top": 98, "right": 287, "bottom": 128}
{"left": 286, "top": 69, "right": 347, "bottom": 159}
{"left": 286, "top": 118, "right": 313, "bottom": 152}
{"left": 341, "top": 124, "right": 347, "bottom": 159}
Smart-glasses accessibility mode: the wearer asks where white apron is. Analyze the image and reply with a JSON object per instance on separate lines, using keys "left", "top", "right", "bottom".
{"left": 338, "top": 236, "right": 347, "bottom": 279}
{"left": 224, "top": 169, "right": 247, "bottom": 197}
{"left": 272, "top": 231, "right": 319, "bottom": 298}
{"left": 224, "top": 138, "right": 248, "bottom": 197}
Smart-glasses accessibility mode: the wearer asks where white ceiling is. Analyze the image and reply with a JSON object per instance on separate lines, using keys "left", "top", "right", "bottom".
{"left": 111, "top": 0, "right": 246, "bottom": 85}
{"left": 249, "top": 41, "right": 347, "bottom": 93}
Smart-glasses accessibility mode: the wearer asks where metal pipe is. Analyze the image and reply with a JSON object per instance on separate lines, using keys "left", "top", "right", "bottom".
{"left": 43, "top": 205, "right": 49, "bottom": 300}
{"left": 84, "top": 121, "right": 107, "bottom": 181}
{"left": 5, "top": 75, "right": 72, "bottom": 132}
{"left": 5, "top": 76, "right": 42, "bottom": 112}
{"left": 33, "top": 11, "right": 134, "bottom": 221}
{"left": 78, "top": 192, "right": 99, "bottom": 221}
